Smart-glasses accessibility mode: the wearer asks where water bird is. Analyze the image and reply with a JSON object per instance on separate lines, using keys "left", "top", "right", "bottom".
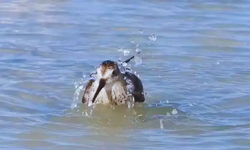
{"left": 82, "top": 53, "right": 145, "bottom": 105}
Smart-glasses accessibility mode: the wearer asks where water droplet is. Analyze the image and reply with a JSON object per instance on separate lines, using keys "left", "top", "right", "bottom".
{"left": 125, "top": 67, "right": 132, "bottom": 73}
{"left": 134, "top": 56, "right": 142, "bottom": 66}
{"left": 135, "top": 48, "right": 141, "bottom": 53}
{"left": 171, "top": 109, "right": 178, "bottom": 115}
{"left": 127, "top": 101, "right": 131, "bottom": 109}
{"left": 166, "top": 100, "right": 169, "bottom": 103}
{"left": 90, "top": 109, "right": 93, "bottom": 115}
{"left": 122, "top": 62, "right": 127, "bottom": 67}
{"left": 189, "top": 103, "right": 193, "bottom": 107}
{"left": 74, "top": 82, "right": 78, "bottom": 89}
{"left": 123, "top": 50, "right": 130, "bottom": 56}
{"left": 118, "top": 46, "right": 124, "bottom": 52}
{"left": 130, "top": 39, "right": 135, "bottom": 43}
{"left": 139, "top": 29, "right": 143, "bottom": 34}
{"left": 149, "top": 34, "right": 157, "bottom": 41}
{"left": 88, "top": 102, "right": 93, "bottom": 107}
{"left": 70, "top": 103, "right": 77, "bottom": 109}
{"left": 216, "top": 62, "right": 220, "bottom": 65}
{"left": 132, "top": 110, "right": 137, "bottom": 115}
{"left": 160, "top": 119, "right": 164, "bottom": 129}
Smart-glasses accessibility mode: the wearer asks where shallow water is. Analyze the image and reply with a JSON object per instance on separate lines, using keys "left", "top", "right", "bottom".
{"left": 1, "top": 0, "right": 250, "bottom": 149}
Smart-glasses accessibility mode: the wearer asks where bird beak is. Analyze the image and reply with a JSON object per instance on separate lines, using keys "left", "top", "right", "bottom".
{"left": 92, "top": 79, "right": 106, "bottom": 103}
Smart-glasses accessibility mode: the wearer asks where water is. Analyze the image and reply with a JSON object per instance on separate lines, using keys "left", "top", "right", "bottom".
{"left": 1, "top": 0, "right": 250, "bottom": 149}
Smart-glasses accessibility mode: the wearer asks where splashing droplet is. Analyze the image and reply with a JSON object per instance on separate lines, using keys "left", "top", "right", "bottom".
{"left": 171, "top": 109, "right": 178, "bottom": 115}
{"left": 134, "top": 56, "right": 142, "bottom": 66}
{"left": 123, "top": 50, "right": 130, "bottom": 56}
{"left": 135, "top": 48, "right": 141, "bottom": 53}
{"left": 139, "top": 29, "right": 143, "bottom": 34}
{"left": 71, "top": 103, "right": 77, "bottom": 109}
{"left": 118, "top": 46, "right": 124, "bottom": 52}
{"left": 90, "top": 71, "right": 97, "bottom": 78}
{"left": 149, "top": 34, "right": 157, "bottom": 41}
{"left": 160, "top": 119, "right": 164, "bottom": 129}
{"left": 88, "top": 102, "right": 93, "bottom": 107}
{"left": 122, "top": 62, "right": 128, "bottom": 67}
{"left": 72, "top": 76, "right": 91, "bottom": 109}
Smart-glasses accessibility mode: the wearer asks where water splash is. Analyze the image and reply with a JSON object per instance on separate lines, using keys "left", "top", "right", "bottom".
{"left": 171, "top": 109, "right": 178, "bottom": 115}
{"left": 139, "top": 29, "right": 143, "bottom": 34}
{"left": 160, "top": 119, "right": 164, "bottom": 129}
{"left": 123, "top": 50, "right": 130, "bottom": 56}
{"left": 71, "top": 75, "right": 89, "bottom": 109}
{"left": 135, "top": 47, "right": 141, "bottom": 52}
{"left": 122, "top": 62, "right": 128, "bottom": 67}
{"left": 134, "top": 56, "right": 142, "bottom": 66}
{"left": 90, "top": 72, "right": 97, "bottom": 78}
{"left": 117, "top": 60, "right": 130, "bottom": 74}
{"left": 127, "top": 98, "right": 135, "bottom": 109}
{"left": 117, "top": 46, "right": 124, "bottom": 52}
{"left": 149, "top": 33, "right": 157, "bottom": 41}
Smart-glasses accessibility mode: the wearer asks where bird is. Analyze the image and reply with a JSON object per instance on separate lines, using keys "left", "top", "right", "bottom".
{"left": 82, "top": 59, "right": 145, "bottom": 105}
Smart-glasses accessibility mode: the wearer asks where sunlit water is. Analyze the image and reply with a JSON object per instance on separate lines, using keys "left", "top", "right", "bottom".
{"left": 1, "top": 0, "right": 250, "bottom": 149}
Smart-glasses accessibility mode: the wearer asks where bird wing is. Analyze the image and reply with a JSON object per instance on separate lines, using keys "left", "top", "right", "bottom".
{"left": 123, "top": 72, "right": 145, "bottom": 102}
{"left": 82, "top": 79, "right": 95, "bottom": 103}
